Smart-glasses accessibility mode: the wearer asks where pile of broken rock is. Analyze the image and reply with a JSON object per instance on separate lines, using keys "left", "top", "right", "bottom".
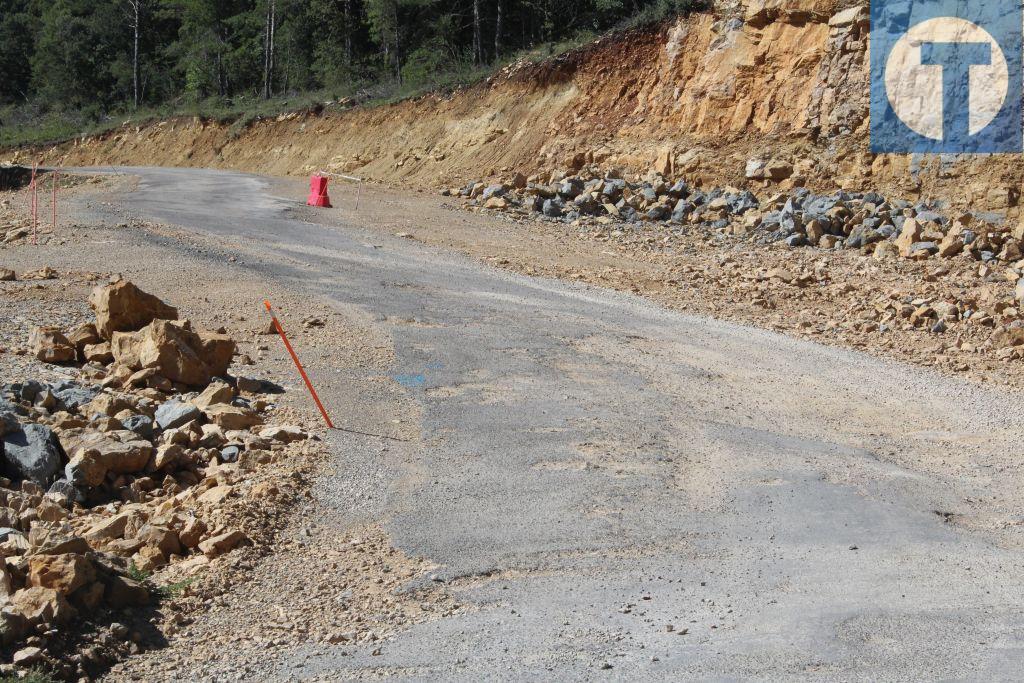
{"left": 454, "top": 169, "right": 1024, "bottom": 270}
{"left": 1, "top": 197, "right": 33, "bottom": 247}
{"left": 1, "top": 280, "right": 312, "bottom": 678}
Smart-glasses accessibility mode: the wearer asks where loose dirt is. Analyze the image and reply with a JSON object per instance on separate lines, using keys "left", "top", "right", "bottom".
{"left": 1, "top": 175, "right": 457, "bottom": 681}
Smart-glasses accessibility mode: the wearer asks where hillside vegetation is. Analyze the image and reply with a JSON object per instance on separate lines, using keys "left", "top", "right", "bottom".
{"left": 0, "top": 0, "right": 705, "bottom": 147}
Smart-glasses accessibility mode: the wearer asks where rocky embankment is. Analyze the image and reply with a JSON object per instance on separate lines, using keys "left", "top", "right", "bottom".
{"left": 0, "top": 278, "right": 316, "bottom": 679}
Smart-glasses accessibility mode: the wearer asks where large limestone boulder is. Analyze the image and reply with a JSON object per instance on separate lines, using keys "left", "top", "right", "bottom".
{"left": 192, "top": 382, "right": 236, "bottom": 410}
{"left": 84, "top": 509, "right": 145, "bottom": 542}
{"left": 135, "top": 524, "right": 181, "bottom": 557}
{"left": 111, "top": 320, "right": 236, "bottom": 387}
{"left": 198, "top": 529, "right": 248, "bottom": 557}
{"left": 893, "top": 218, "right": 922, "bottom": 257}
{"left": 26, "top": 527, "right": 90, "bottom": 556}
{"left": 195, "top": 330, "right": 237, "bottom": 377}
{"left": 66, "top": 322, "right": 100, "bottom": 352}
{"left": 28, "top": 553, "right": 96, "bottom": 595}
{"left": 29, "top": 326, "right": 76, "bottom": 364}
{"left": 203, "top": 404, "right": 262, "bottom": 430}
{"left": 64, "top": 431, "right": 154, "bottom": 487}
{"left": 259, "top": 425, "right": 308, "bottom": 443}
{"left": 83, "top": 342, "right": 114, "bottom": 364}
{"left": 178, "top": 518, "right": 207, "bottom": 548}
{"left": 8, "top": 586, "right": 76, "bottom": 625}
{"left": 89, "top": 281, "right": 178, "bottom": 339}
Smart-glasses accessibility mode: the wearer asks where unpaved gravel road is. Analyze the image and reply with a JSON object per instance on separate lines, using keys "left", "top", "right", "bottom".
{"left": 84, "top": 167, "right": 1024, "bottom": 680}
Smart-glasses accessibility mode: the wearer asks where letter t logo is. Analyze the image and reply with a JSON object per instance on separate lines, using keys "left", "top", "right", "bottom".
{"left": 920, "top": 41, "right": 992, "bottom": 142}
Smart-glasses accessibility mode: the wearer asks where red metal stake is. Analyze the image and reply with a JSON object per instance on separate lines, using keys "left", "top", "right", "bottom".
{"left": 263, "top": 300, "right": 335, "bottom": 428}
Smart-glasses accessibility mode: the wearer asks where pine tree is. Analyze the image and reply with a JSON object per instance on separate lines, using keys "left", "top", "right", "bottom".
{"left": 32, "top": 0, "right": 130, "bottom": 111}
{"left": 0, "top": 0, "right": 37, "bottom": 104}
{"left": 365, "top": 0, "right": 401, "bottom": 81}
{"left": 9, "top": 0, "right": 705, "bottom": 116}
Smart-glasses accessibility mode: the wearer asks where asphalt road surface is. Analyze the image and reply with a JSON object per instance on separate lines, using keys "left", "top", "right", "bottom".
{"left": 89, "top": 168, "right": 1024, "bottom": 680}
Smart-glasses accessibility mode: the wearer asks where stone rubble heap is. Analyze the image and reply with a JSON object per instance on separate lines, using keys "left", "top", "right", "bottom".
{"left": 451, "top": 169, "right": 1023, "bottom": 266}
{"left": 0, "top": 280, "right": 311, "bottom": 678}
{"left": 450, "top": 169, "right": 1024, "bottom": 344}
{"left": 1, "top": 197, "right": 33, "bottom": 247}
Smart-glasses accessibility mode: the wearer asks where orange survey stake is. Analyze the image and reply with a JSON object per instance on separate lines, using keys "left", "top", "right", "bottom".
{"left": 263, "top": 300, "right": 335, "bottom": 429}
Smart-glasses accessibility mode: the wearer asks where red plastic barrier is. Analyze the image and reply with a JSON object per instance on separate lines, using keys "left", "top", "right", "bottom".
{"left": 307, "top": 174, "right": 332, "bottom": 208}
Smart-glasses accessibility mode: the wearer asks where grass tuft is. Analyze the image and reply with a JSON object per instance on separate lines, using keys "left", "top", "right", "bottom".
{"left": 157, "top": 578, "right": 196, "bottom": 601}
{"left": 126, "top": 562, "right": 152, "bottom": 583}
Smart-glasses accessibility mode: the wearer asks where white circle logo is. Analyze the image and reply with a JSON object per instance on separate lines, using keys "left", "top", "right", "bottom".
{"left": 885, "top": 17, "right": 1008, "bottom": 140}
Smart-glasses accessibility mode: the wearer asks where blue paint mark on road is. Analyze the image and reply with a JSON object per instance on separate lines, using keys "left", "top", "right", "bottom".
{"left": 394, "top": 359, "right": 444, "bottom": 388}
{"left": 394, "top": 373, "right": 427, "bottom": 388}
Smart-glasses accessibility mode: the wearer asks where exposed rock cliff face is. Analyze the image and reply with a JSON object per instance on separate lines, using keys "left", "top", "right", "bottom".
{"left": 13, "top": 0, "right": 1021, "bottom": 219}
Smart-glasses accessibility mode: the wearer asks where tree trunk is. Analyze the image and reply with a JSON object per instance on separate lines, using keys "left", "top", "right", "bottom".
{"left": 473, "top": 0, "right": 482, "bottom": 64}
{"left": 269, "top": 0, "right": 276, "bottom": 96}
{"left": 217, "top": 52, "right": 225, "bottom": 96}
{"left": 262, "top": 0, "right": 276, "bottom": 99}
{"left": 217, "top": 27, "right": 227, "bottom": 97}
{"left": 262, "top": 3, "right": 271, "bottom": 98}
{"left": 132, "top": 6, "right": 139, "bottom": 108}
{"left": 494, "top": 0, "right": 503, "bottom": 62}
{"left": 344, "top": 0, "right": 352, "bottom": 66}
{"left": 393, "top": 1, "right": 402, "bottom": 83}
{"left": 127, "top": 0, "right": 141, "bottom": 109}
{"left": 543, "top": 0, "right": 552, "bottom": 47}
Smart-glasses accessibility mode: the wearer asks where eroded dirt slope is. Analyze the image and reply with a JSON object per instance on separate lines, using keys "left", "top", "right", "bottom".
{"left": 11, "top": 0, "right": 1021, "bottom": 222}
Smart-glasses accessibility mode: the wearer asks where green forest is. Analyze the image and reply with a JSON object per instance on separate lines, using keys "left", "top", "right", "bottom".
{"left": 0, "top": 0, "right": 704, "bottom": 146}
